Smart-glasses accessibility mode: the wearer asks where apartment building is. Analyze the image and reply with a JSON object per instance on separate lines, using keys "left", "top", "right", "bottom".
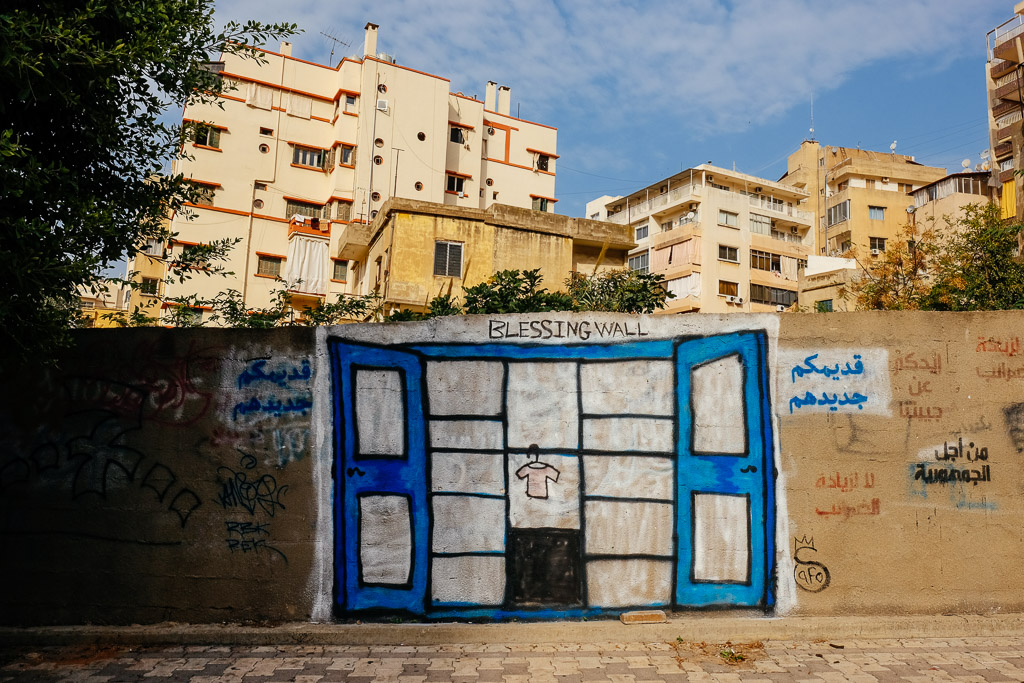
{"left": 586, "top": 164, "right": 813, "bottom": 314}
{"left": 160, "top": 23, "right": 559, "bottom": 321}
{"left": 353, "top": 198, "right": 634, "bottom": 314}
{"left": 781, "top": 141, "right": 945, "bottom": 258}
{"left": 909, "top": 171, "right": 996, "bottom": 225}
{"left": 987, "top": 5, "right": 1024, "bottom": 221}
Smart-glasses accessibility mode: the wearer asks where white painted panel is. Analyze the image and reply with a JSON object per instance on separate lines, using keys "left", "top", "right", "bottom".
{"left": 358, "top": 495, "right": 411, "bottom": 585}
{"left": 691, "top": 354, "right": 746, "bottom": 454}
{"left": 586, "top": 559, "right": 672, "bottom": 607}
{"left": 506, "top": 362, "right": 578, "bottom": 450}
{"left": 431, "top": 495, "right": 505, "bottom": 553}
{"left": 584, "top": 500, "right": 673, "bottom": 555}
{"left": 580, "top": 360, "right": 674, "bottom": 415}
{"left": 583, "top": 455, "right": 673, "bottom": 500}
{"left": 426, "top": 360, "right": 504, "bottom": 416}
{"left": 692, "top": 493, "right": 750, "bottom": 583}
{"left": 508, "top": 453, "right": 580, "bottom": 529}
{"left": 431, "top": 452, "right": 505, "bottom": 495}
{"left": 429, "top": 419, "right": 504, "bottom": 450}
{"left": 431, "top": 556, "right": 505, "bottom": 605}
{"left": 776, "top": 348, "right": 892, "bottom": 416}
{"left": 355, "top": 369, "right": 405, "bottom": 456}
{"left": 582, "top": 417, "right": 674, "bottom": 452}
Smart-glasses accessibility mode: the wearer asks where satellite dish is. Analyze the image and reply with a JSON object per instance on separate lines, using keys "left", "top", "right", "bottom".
{"left": 980, "top": 149, "right": 991, "bottom": 160}
{"left": 890, "top": 140, "right": 898, "bottom": 152}
{"left": 686, "top": 211, "right": 695, "bottom": 220}
{"left": 962, "top": 159, "right": 971, "bottom": 170}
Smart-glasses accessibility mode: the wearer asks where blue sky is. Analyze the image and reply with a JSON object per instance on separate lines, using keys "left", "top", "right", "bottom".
{"left": 214, "top": 0, "right": 1011, "bottom": 218}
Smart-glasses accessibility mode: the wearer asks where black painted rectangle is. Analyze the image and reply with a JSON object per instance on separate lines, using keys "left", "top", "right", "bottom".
{"left": 507, "top": 528, "right": 581, "bottom": 606}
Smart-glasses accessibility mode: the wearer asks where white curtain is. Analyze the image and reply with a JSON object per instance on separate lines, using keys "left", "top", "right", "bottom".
{"left": 286, "top": 93, "right": 312, "bottom": 119}
{"left": 666, "top": 273, "right": 701, "bottom": 299}
{"left": 780, "top": 255, "right": 798, "bottom": 281}
{"left": 246, "top": 82, "right": 273, "bottom": 110}
{"left": 284, "top": 236, "right": 329, "bottom": 295}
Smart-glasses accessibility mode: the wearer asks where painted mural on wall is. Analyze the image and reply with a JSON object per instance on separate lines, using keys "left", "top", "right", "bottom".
{"left": 329, "top": 321, "right": 776, "bottom": 618}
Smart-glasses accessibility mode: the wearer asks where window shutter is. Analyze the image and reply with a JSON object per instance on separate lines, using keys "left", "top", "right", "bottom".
{"left": 447, "top": 243, "right": 462, "bottom": 277}
{"left": 433, "top": 243, "right": 449, "bottom": 276}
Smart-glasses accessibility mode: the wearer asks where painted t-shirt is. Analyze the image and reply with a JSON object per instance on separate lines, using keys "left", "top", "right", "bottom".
{"left": 516, "top": 462, "right": 559, "bottom": 499}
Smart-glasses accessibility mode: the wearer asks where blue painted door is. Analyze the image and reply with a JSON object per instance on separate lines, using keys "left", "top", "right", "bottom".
{"left": 674, "top": 332, "right": 774, "bottom": 608}
{"left": 331, "top": 342, "right": 427, "bottom": 614}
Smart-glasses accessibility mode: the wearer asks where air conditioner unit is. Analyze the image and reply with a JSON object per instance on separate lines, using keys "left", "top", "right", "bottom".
{"left": 376, "top": 99, "right": 389, "bottom": 112}
{"left": 735, "top": 296, "right": 744, "bottom": 304}
{"left": 776, "top": 305, "right": 787, "bottom": 312}
{"left": 882, "top": 177, "right": 889, "bottom": 183}
{"left": 871, "top": 248, "right": 881, "bottom": 255}
{"left": 725, "top": 295, "right": 737, "bottom": 303}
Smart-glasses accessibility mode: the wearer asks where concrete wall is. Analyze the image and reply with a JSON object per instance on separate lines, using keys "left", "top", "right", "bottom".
{"left": 5, "top": 312, "right": 1024, "bottom": 624}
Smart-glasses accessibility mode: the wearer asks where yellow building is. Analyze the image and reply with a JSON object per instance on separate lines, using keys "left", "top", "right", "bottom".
{"left": 350, "top": 198, "right": 634, "bottom": 315}
{"left": 909, "top": 172, "right": 997, "bottom": 226}
{"left": 781, "top": 141, "right": 946, "bottom": 258}
{"left": 586, "top": 164, "right": 813, "bottom": 313}
{"left": 796, "top": 256, "right": 859, "bottom": 313}
{"left": 986, "top": 4, "right": 1024, "bottom": 220}
{"left": 162, "top": 23, "right": 560, "bottom": 322}
{"left": 77, "top": 281, "right": 131, "bottom": 328}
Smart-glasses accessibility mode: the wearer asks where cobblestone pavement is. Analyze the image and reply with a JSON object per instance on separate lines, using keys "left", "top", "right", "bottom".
{"left": 4, "top": 637, "right": 1024, "bottom": 682}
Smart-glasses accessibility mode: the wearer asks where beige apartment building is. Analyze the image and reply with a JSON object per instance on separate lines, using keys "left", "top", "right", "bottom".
{"left": 159, "top": 23, "right": 559, "bottom": 321}
{"left": 987, "top": 3, "right": 1024, "bottom": 221}
{"left": 909, "top": 171, "right": 996, "bottom": 225}
{"left": 586, "top": 164, "right": 813, "bottom": 314}
{"left": 781, "top": 141, "right": 945, "bottom": 258}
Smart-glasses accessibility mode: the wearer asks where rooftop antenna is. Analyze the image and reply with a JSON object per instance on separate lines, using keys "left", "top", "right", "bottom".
{"left": 889, "top": 140, "right": 898, "bottom": 155}
{"left": 809, "top": 92, "right": 815, "bottom": 141}
{"left": 320, "top": 29, "right": 351, "bottom": 65}
{"left": 962, "top": 159, "right": 971, "bottom": 170}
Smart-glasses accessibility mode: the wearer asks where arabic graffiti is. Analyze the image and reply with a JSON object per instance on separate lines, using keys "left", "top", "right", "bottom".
{"left": 815, "top": 471, "right": 876, "bottom": 493}
{"left": 891, "top": 350, "right": 943, "bottom": 375}
{"left": 914, "top": 464, "right": 991, "bottom": 486}
{"left": 232, "top": 396, "right": 313, "bottom": 420}
{"left": 815, "top": 498, "right": 880, "bottom": 519}
{"left": 793, "top": 536, "right": 830, "bottom": 593}
{"left": 976, "top": 363, "right": 1024, "bottom": 381}
{"left": 232, "top": 358, "right": 314, "bottom": 425}
{"left": 781, "top": 349, "right": 889, "bottom": 416}
{"left": 897, "top": 400, "right": 942, "bottom": 421}
{"left": 976, "top": 336, "right": 1021, "bottom": 357}
{"left": 237, "top": 359, "right": 312, "bottom": 388}
{"left": 934, "top": 438, "right": 989, "bottom": 463}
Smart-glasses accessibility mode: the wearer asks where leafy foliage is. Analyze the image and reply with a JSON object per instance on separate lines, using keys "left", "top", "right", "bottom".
{"left": 462, "top": 269, "right": 575, "bottom": 314}
{"left": 854, "top": 204, "right": 1024, "bottom": 312}
{"left": 0, "top": 0, "right": 297, "bottom": 364}
{"left": 565, "top": 268, "right": 674, "bottom": 314}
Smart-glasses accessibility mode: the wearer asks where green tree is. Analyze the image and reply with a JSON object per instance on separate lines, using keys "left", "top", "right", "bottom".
{"left": 565, "top": 268, "right": 674, "bottom": 314}
{"left": 853, "top": 223, "right": 937, "bottom": 311}
{"left": 0, "top": 0, "right": 297, "bottom": 365}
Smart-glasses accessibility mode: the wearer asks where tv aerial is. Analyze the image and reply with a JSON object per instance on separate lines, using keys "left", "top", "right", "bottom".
{"left": 320, "top": 29, "right": 351, "bottom": 64}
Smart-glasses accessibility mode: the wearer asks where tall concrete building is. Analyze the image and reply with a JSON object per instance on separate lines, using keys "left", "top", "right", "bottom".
{"left": 160, "top": 24, "right": 559, "bottom": 321}
{"left": 986, "top": 4, "right": 1024, "bottom": 221}
{"left": 586, "top": 164, "right": 813, "bottom": 314}
{"left": 781, "top": 141, "right": 945, "bottom": 258}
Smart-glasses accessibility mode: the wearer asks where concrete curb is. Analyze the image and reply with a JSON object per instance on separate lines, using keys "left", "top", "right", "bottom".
{"left": 3, "top": 614, "right": 1024, "bottom": 647}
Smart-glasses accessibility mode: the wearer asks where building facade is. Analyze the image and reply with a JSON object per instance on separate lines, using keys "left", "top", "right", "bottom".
{"left": 586, "top": 165, "right": 813, "bottom": 314}
{"left": 986, "top": 5, "right": 1024, "bottom": 222}
{"left": 781, "top": 141, "right": 946, "bottom": 258}
{"left": 162, "top": 24, "right": 559, "bottom": 321}
{"left": 908, "top": 172, "right": 996, "bottom": 226}
{"left": 350, "top": 198, "right": 634, "bottom": 315}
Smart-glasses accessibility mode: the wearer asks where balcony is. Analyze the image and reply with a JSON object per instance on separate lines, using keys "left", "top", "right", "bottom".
{"left": 748, "top": 195, "right": 813, "bottom": 223}
{"left": 992, "top": 59, "right": 1017, "bottom": 80}
{"left": 992, "top": 15, "right": 1024, "bottom": 63}
{"left": 288, "top": 216, "right": 330, "bottom": 240}
{"left": 993, "top": 99, "right": 1019, "bottom": 119}
{"left": 996, "top": 124, "right": 1015, "bottom": 142}
{"left": 995, "top": 141, "right": 1014, "bottom": 159}
{"left": 995, "top": 78, "right": 1022, "bottom": 102}
{"left": 337, "top": 221, "right": 371, "bottom": 261}
{"left": 606, "top": 185, "right": 701, "bottom": 224}
{"left": 651, "top": 220, "right": 700, "bottom": 250}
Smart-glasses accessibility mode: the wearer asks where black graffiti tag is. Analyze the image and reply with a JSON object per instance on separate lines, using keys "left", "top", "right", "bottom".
{"left": 793, "top": 536, "right": 831, "bottom": 593}
{"left": 216, "top": 467, "right": 288, "bottom": 517}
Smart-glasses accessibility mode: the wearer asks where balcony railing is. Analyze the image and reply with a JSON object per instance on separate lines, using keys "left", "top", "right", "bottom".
{"left": 748, "top": 195, "right": 813, "bottom": 222}
{"left": 605, "top": 185, "right": 701, "bottom": 224}
{"left": 990, "top": 15, "right": 1024, "bottom": 59}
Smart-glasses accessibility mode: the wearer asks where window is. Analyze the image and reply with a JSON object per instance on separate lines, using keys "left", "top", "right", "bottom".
{"left": 718, "top": 210, "right": 738, "bottom": 228}
{"left": 254, "top": 182, "right": 267, "bottom": 191}
{"left": 718, "top": 280, "right": 738, "bottom": 297}
{"left": 335, "top": 202, "right": 351, "bottom": 221}
{"left": 140, "top": 278, "right": 159, "bottom": 296}
{"left": 635, "top": 225, "right": 649, "bottom": 240}
{"left": 345, "top": 95, "right": 357, "bottom": 113}
{"left": 536, "top": 154, "right": 550, "bottom": 172}
{"left": 899, "top": 183, "right": 911, "bottom": 193}
{"left": 446, "top": 174, "right": 465, "bottom": 194}
{"left": 628, "top": 252, "right": 649, "bottom": 274}
{"left": 340, "top": 144, "right": 355, "bottom": 166}
{"left": 750, "top": 249, "right": 781, "bottom": 272}
{"left": 194, "top": 126, "right": 221, "bottom": 148}
{"left": 869, "top": 206, "right": 886, "bottom": 220}
{"left": 750, "top": 284, "right": 797, "bottom": 307}
{"left": 285, "top": 199, "right": 323, "bottom": 219}
{"left": 826, "top": 199, "right": 850, "bottom": 227}
{"left": 870, "top": 237, "right": 887, "bottom": 252}
{"left": 532, "top": 197, "right": 550, "bottom": 212}
{"left": 257, "top": 255, "right": 282, "bottom": 278}
{"left": 333, "top": 260, "right": 348, "bottom": 282}
{"left": 292, "top": 146, "right": 324, "bottom": 168}
{"left": 718, "top": 245, "right": 739, "bottom": 263}
{"left": 749, "top": 213, "right": 771, "bottom": 235}
{"left": 815, "top": 300, "right": 834, "bottom": 313}
{"left": 661, "top": 221, "right": 673, "bottom": 232}
{"left": 259, "top": 127, "right": 273, "bottom": 136}
{"left": 865, "top": 179, "right": 875, "bottom": 189}
{"left": 450, "top": 127, "right": 465, "bottom": 144}
{"left": 192, "top": 184, "right": 215, "bottom": 206}
{"left": 434, "top": 241, "right": 463, "bottom": 277}
{"left": 837, "top": 181, "right": 848, "bottom": 192}
{"left": 144, "top": 238, "right": 163, "bottom": 256}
